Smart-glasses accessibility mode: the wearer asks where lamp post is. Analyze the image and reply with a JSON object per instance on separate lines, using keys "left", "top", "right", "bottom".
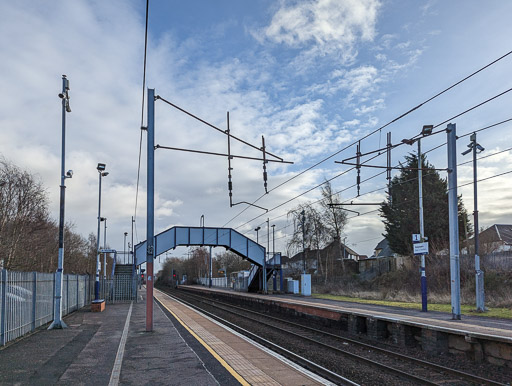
{"left": 100, "top": 217, "right": 107, "bottom": 279}
{"left": 401, "top": 125, "right": 433, "bottom": 313}
{"left": 95, "top": 163, "right": 108, "bottom": 301}
{"left": 254, "top": 226, "right": 261, "bottom": 243}
{"left": 462, "top": 132, "right": 485, "bottom": 312}
{"left": 49, "top": 75, "right": 72, "bottom": 330}
{"left": 124, "top": 232, "right": 128, "bottom": 264}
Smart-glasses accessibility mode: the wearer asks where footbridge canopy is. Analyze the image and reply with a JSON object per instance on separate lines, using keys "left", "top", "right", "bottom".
{"left": 134, "top": 226, "right": 265, "bottom": 267}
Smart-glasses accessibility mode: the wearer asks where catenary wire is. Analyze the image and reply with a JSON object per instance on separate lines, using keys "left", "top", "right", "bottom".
{"left": 244, "top": 141, "right": 512, "bottom": 240}
{"left": 253, "top": 143, "right": 512, "bottom": 243}
{"left": 222, "top": 50, "right": 512, "bottom": 227}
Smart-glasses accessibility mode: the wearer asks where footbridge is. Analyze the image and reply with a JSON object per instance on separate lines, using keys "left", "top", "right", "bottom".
{"left": 134, "top": 226, "right": 280, "bottom": 292}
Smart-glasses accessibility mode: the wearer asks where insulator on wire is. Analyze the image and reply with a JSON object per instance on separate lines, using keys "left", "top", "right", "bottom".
{"left": 262, "top": 135, "right": 268, "bottom": 193}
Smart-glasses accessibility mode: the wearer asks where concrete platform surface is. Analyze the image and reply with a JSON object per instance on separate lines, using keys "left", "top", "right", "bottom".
{"left": 0, "top": 289, "right": 233, "bottom": 385}
{"left": 0, "top": 287, "right": 332, "bottom": 385}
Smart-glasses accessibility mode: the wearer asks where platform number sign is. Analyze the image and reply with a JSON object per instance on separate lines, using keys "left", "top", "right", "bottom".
{"left": 412, "top": 234, "right": 428, "bottom": 255}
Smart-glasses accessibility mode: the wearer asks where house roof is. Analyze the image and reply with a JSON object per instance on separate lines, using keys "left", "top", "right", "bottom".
{"left": 480, "top": 224, "right": 512, "bottom": 244}
{"left": 374, "top": 238, "right": 395, "bottom": 257}
{"left": 375, "top": 238, "right": 388, "bottom": 250}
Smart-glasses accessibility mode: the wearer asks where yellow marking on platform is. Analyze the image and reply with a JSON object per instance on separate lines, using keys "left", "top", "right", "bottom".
{"left": 155, "top": 292, "right": 250, "bottom": 386}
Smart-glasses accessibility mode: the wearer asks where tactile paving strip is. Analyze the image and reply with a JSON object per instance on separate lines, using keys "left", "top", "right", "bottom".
{"left": 155, "top": 290, "right": 325, "bottom": 386}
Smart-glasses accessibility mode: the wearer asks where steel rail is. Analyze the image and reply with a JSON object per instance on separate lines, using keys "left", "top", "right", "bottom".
{"left": 166, "top": 290, "right": 438, "bottom": 385}
{"left": 177, "top": 288, "right": 506, "bottom": 386}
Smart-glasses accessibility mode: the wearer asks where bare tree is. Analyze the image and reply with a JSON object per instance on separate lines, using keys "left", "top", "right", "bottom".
{"left": 287, "top": 204, "right": 327, "bottom": 272}
{"left": 320, "top": 180, "right": 348, "bottom": 242}
{"left": 320, "top": 180, "right": 348, "bottom": 272}
{"left": 0, "top": 158, "right": 49, "bottom": 269}
{"left": 0, "top": 157, "right": 96, "bottom": 274}
{"left": 215, "top": 251, "right": 251, "bottom": 276}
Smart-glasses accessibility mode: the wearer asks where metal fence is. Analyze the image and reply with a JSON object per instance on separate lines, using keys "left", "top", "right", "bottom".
{"left": 197, "top": 276, "right": 229, "bottom": 288}
{"left": 0, "top": 269, "right": 91, "bottom": 346}
{"left": 98, "top": 276, "right": 138, "bottom": 303}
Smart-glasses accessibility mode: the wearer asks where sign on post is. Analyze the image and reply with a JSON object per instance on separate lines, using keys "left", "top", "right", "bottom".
{"left": 413, "top": 242, "right": 429, "bottom": 255}
{"left": 412, "top": 234, "right": 421, "bottom": 243}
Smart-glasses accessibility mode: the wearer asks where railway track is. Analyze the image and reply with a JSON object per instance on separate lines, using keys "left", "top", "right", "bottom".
{"left": 160, "top": 287, "right": 508, "bottom": 386}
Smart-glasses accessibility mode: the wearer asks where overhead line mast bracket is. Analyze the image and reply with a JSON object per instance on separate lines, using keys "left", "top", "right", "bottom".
{"left": 154, "top": 97, "right": 293, "bottom": 212}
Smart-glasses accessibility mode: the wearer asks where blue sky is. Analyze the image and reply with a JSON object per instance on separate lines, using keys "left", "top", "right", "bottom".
{"left": 1, "top": 0, "right": 512, "bottom": 269}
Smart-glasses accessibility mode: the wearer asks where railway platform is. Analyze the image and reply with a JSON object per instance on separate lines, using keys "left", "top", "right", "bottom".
{"left": 181, "top": 285, "right": 512, "bottom": 367}
{"left": 0, "top": 287, "right": 332, "bottom": 385}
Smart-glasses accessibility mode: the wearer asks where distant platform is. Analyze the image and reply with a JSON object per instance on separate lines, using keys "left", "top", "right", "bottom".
{"left": 181, "top": 285, "right": 512, "bottom": 366}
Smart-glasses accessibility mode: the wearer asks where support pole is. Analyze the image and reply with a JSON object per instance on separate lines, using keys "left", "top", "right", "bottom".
{"left": 471, "top": 133, "right": 485, "bottom": 311}
{"left": 447, "top": 123, "right": 461, "bottom": 319}
{"left": 103, "top": 219, "right": 107, "bottom": 280}
{"left": 209, "top": 246, "right": 212, "bottom": 288}
{"left": 418, "top": 139, "right": 428, "bottom": 312}
{"left": 95, "top": 172, "right": 102, "bottom": 301}
{"left": 146, "top": 88, "right": 155, "bottom": 332}
{"left": 264, "top": 218, "right": 269, "bottom": 294}
{"left": 301, "top": 210, "right": 306, "bottom": 274}
{"left": 49, "top": 75, "right": 70, "bottom": 329}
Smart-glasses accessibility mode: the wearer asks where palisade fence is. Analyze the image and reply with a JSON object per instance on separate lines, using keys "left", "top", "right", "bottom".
{"left": 0, "top": 269, "right": 91, "bottom": 346}
{"left": 198, "top": 276, "right": 229, "bottom": 288}
{"left": 98, "top": 276, "right": 138, "bottom": 303}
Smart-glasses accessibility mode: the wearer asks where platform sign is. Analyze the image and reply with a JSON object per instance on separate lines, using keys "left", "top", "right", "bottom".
{"left": 412, "top": 234, "right": 421, "bottom": 243}
{"left": 413, "top": 242, "right": 429, "bottom": 255}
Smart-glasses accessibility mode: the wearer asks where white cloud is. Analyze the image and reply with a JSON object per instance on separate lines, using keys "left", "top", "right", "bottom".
{"left": 260, "top": 0, "right": 381, "bottom": 63}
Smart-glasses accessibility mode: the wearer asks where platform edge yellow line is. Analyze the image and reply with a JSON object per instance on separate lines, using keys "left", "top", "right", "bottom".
{"left": 155, "top": 291, "right": 250, "bottom": 386}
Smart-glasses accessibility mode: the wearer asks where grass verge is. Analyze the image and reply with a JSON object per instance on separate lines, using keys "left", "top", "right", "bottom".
{"left": 313, "top": 294, "right": 512, "bottom": 319}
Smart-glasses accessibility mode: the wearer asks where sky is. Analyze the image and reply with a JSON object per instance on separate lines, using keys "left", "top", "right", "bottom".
{"left": 1, "top": 0, "right": 512, "bottom": 272}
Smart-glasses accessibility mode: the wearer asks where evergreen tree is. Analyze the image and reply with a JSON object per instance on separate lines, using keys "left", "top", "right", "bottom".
{"left": 380, "top": 153, "right": 470, "bottom": 255}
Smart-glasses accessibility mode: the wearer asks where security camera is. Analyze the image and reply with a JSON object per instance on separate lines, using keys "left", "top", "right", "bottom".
{"left": 66, "top": 170, "right": 73, "bottom": 178}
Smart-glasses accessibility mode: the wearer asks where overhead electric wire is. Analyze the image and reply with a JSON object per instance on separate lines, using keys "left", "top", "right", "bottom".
{"left": 235, "top": 151, "right": 386, "bottom": 231}
{"left": 223, "top": 50, "right": 512, "bottom": 227}
{"left": 133, "top": 0, "right": 150, "bottom": 243}
{"left": 243, "top": 140, "right": 512, "bottom": 238}
{"left": 156, "top": 96, "right": 284, "bottom": 161}
{"left": 248, "top": 141, "right": 512, "bottom": 243}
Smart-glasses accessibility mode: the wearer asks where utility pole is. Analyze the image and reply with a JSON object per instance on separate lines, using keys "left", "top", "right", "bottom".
{"left": 95, "top": 163, "right": 108, "bottom": 301}
{"left": 418, "top": 139, "right": 428, "bottom": 312}
{"left": 301, "top": 210, "right": 306, "bottom": 274}
{"left": 447, "top": 123, "right": 461, "bottom": 319}
{"left": 124, "top": 232, "right": 128, "bottom": 264}
{"left": 131, "top": 216, "right": 135, "bottom": 271}
{"left": 49, "top": 75, "right": 72, "bottom": 330}
{"left": 146, "top": 88, "right": 155, "bottom": 332}
{"left": 462, "top": 132, "right": 485, "bottom": 311}
{"left": 264, "top": 218, "right": 269, "bottom": 294}
{"left": 209, "top": 246, "right": 212, "bottom": 288}
{"left": 102, "top": 217, "right": 107, "bottom": 279}
{"left": 255, "top": 226, "right": 261, "bottom": 244}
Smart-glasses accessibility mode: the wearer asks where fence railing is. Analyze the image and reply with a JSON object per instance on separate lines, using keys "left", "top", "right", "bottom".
{"left": 197, "top": 276, "right": 228, "bottom": 288}
{"left": 98, "top": 276, "right": 138, "bottom": 303}
{"left": 0, "top": 269, "right": 91, "bottom": 346}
